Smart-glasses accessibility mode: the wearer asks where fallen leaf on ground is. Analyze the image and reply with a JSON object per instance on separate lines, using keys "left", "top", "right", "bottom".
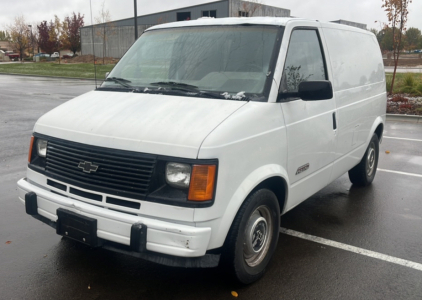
{"left": 385, "top": 151, "right": 390, "bottom": 154}
{"left": 5, "top": 241, "right": 11, "bottom": 244}
{"left": 231, "top": 291, "right": 238, "bottom": 297}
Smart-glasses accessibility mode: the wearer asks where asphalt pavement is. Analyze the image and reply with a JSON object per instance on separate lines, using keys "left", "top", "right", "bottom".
{"left": 1, "top": 75, "right": 422, "bottom": 300}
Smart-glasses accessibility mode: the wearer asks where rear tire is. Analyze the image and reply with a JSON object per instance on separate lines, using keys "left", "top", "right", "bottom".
{"left": 222, "top": 189, "right": 280, "bottom": 284}
{"left": 348, "top": 133, "right": 379, "bottom": 186}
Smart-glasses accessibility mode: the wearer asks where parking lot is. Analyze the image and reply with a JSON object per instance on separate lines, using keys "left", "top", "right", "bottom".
{"left": 1, "top": 74, "right": 422, "bottom": 299}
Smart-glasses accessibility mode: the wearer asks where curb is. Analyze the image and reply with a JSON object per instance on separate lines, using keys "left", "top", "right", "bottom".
{"left": 386, "top": 114, "right": 422, "bottom": 123}
{"left": 0, "top": 72, "right": 100, "bottom": 82}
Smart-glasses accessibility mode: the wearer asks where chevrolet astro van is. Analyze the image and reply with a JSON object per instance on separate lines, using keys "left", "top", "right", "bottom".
{"left": 17, "top": 17, "right": 386, "bottom": 284}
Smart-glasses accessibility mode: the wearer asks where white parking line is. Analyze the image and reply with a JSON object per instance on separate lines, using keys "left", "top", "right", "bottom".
{"left": 378, "top": 169, "right": 422, "bottom": 178}
{"left": 280, "top": 228, "right": 422, "bottom": 272}
{"left": 384, "top": 136, "right": 422, "bottom": 142}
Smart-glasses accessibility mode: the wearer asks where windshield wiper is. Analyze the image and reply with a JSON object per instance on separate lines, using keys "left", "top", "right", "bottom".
{"left": 150, "top": 81, "right": 198, "bottom": 91}
{"left": 148, "top": 81, "right": 248, "bottom": 100}
{"left": 150, "top": 81, "right": 231, "bottom": 99}
{"left": 104, "top": 77, "right": 133, "bottom": 88}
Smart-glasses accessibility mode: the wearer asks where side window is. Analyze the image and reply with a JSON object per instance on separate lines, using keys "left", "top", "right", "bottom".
{"left": 202, "top": 10, "right": 217, "bottom": 18}
{"left": 280, "top": 29, "right": 327, "bottom": 94}
{"left": 177, "top": 12, "right": 191, "bottom": 21}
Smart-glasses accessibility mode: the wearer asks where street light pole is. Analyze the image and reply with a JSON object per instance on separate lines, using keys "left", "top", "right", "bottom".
{"left": 134, "top": 0, "right": 138, "bottom": 41}
{"left": 28, "top": 24, "right": 34, "bottom": 57}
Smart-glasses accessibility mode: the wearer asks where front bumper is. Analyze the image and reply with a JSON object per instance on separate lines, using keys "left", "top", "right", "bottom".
{"left": 17, "top": 178, "right": 217, "bottom": 266}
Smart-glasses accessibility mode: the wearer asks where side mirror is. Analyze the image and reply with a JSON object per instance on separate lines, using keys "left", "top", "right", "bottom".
{"left": 105, "top": 72, "right": 110, "bottom": 79}
{"left": 298, "top": 81, "right": 333, "bottom": 101}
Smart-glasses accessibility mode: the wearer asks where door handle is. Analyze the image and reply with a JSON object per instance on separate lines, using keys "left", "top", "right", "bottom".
{"left": 332, "top": 112, "right": 337, "bottom": 130}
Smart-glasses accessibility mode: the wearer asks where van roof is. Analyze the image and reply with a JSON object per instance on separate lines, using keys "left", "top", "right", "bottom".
{"left": 146, "top": 17, "right": 369, "bottom": 34}
{"left": 146, "top": 17, "right": 299, "bottom": 31}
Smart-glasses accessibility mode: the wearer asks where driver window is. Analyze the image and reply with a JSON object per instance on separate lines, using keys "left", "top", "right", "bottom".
{"left": 280, "top": 29, "right": 327, "bottom": 94}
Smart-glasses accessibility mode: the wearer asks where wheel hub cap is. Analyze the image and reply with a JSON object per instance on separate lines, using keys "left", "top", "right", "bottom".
{"left": 243, "top": 206, "right": 273, "bottom": 267}
{"left": 367, "top": 143, "right": 376, "bottom": 176}
{"left": 251, "top": 218, "right": 267, "bottom": 253}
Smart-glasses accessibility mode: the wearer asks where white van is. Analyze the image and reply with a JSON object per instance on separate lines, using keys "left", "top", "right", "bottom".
{"left": 17, "top": 17, "right": 386, "bottom": 284}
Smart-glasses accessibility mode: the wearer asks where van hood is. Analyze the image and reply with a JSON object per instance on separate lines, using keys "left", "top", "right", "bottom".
{"left": 34, "top": 90, "right": 246, "bottom": 158}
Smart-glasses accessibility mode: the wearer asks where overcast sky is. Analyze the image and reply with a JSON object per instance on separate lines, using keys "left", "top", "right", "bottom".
{"left": 1, "top": 0, "right": 421, "bottom": 32}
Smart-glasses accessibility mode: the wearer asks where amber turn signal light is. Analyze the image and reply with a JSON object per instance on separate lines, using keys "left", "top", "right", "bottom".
{"left": 28, "top": 136, "right": 34, "bottom": 163}
{"left": 188, "top": 165, "right": 216, "bottom": 201}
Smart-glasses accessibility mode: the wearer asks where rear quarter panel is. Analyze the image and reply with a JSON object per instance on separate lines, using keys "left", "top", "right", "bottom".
{"left": 320, "top": 23, "right": 387, "bottom": 179}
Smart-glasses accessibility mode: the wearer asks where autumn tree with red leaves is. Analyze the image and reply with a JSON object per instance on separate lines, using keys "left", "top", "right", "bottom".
{"left": 382, "top": 0, "right": 412, "bottom": 94}
{"left": 37, "top": 20, "right": 56, "bottom": 54}
{"left": 64, "top": 13, "right": 84, "bottom": 55}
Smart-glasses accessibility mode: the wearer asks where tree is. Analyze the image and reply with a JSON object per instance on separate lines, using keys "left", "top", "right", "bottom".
{"left": 63, "top": 12, "right": 84, "bottom": 55}
{"left": 404, "top": 27, "right": 421, "bottom": 50}
{"left": 37, "top": 16, "right": 62, "bottom": 59}
{"left": 240, "top": 0, "right": 263, "bottom": 17}
{"left": 382, "top": 0, "right": 412, "bottom": 94}
{"left": 379, "top": 27, "right": 400, "bottom": 52}
{"left": 95, "top": 1, "right": 114, "bottom": 64}
{"left": 49, "top": 16, "right": 62, "bottom": 53}
{"left": 60, "top": 19, "right": 70, "bottom": 51}
{"left": 7, "top": 15, "right": 30, "bottom": 61}
{"left": 38, "top": 21, "right": 55, "bottom": 54}
{"left": 369, "top": 28, "right": 378, "bottom": 36}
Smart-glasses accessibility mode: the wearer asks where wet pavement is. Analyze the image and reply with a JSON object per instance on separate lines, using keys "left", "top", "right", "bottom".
{"left": 1, "top": 75, "right": 422, "bottom": 300}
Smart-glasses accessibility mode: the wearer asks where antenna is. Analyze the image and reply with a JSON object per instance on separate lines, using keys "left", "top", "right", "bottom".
{"left": 90, "top": 0, "right": 98, "bottom": 89}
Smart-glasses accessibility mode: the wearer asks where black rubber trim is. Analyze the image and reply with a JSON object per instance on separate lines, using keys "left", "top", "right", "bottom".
{"left": 47, "top": 179, "right": 66, "bottom": 191}
{"left": 333, "top": 112, "right": 337, "bottom": 130}
{"left": 69, "top": 187, "right": 102, "bottom": 202}
{"left": 25, "top": 192, "right": 38, "bottom": 215}
{"left": 103, "top": 241, "right": 220, "bottom": 268}
{"left": 130, "top": 223, "right": 147, "bottom": 252}
{"left": 107, "top": 197, "right": 140, "bottom": 209}
{"left": 31, "top": 214, "right": 57, "bottom": 229}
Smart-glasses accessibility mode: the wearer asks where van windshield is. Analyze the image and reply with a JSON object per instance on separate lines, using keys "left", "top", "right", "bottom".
{"left": 101, "top": 25, "right": 280, "bottom": 101}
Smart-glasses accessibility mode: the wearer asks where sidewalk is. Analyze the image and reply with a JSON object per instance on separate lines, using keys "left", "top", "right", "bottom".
{"left": 385, "top": 66, "right": 422, "bottom": 73}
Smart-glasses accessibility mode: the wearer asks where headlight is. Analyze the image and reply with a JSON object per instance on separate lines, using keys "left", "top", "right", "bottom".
{"left": 37, "top": 139, "right": 48, "bottom": 157}
{"left": 166, "top": 162, "right": 191, "bottom": 189}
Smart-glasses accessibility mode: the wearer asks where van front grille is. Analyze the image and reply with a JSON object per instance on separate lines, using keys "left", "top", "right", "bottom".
{"left": 45, "top": 139, "right": 156, "bottom": 200}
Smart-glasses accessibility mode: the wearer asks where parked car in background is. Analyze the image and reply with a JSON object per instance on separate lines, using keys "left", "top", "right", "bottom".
{"left": 413, "top": 49, "right": 422, "bottom": 53}
{"left": 62, "top": 53, "right": 74, "bottom": 59}
{"left": 5, "top": 51, "right": 20, "bottom": 61}
{"left": 50, "top": 52, "right": 60, "bottom": 58}
{"left": 34, "top": 53, "right": 50, "bottom": 58}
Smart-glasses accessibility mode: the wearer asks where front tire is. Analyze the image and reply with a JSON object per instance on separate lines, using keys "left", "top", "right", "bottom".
{"left": 348, "top": 133, "right": 379, "bottom": 186}
{"left": 222, "top": 189, "right": 280, "bottom": 284}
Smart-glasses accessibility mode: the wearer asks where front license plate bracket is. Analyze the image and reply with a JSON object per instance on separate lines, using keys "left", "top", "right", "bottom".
{"left": 56, "top": 208, "right": 100, "bottom": 247}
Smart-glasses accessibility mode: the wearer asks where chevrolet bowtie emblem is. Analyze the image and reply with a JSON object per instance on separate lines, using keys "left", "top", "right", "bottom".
{"left": 78, "top": 161, "right": 99, "bottom": 173}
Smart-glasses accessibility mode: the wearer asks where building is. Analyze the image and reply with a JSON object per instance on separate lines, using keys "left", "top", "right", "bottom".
{"left": 331, "top": 19, "right": 367, "bottom": 30}
{"left": 81, "top": 0, "right": 290, "bottom": 58}
{"left": 0, "top": 41, "right": 12, "bottom": 52}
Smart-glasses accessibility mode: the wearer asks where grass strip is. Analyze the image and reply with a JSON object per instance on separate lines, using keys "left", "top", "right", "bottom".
{"left": 0, "top": 62, "right": 114, "bottom": 79}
